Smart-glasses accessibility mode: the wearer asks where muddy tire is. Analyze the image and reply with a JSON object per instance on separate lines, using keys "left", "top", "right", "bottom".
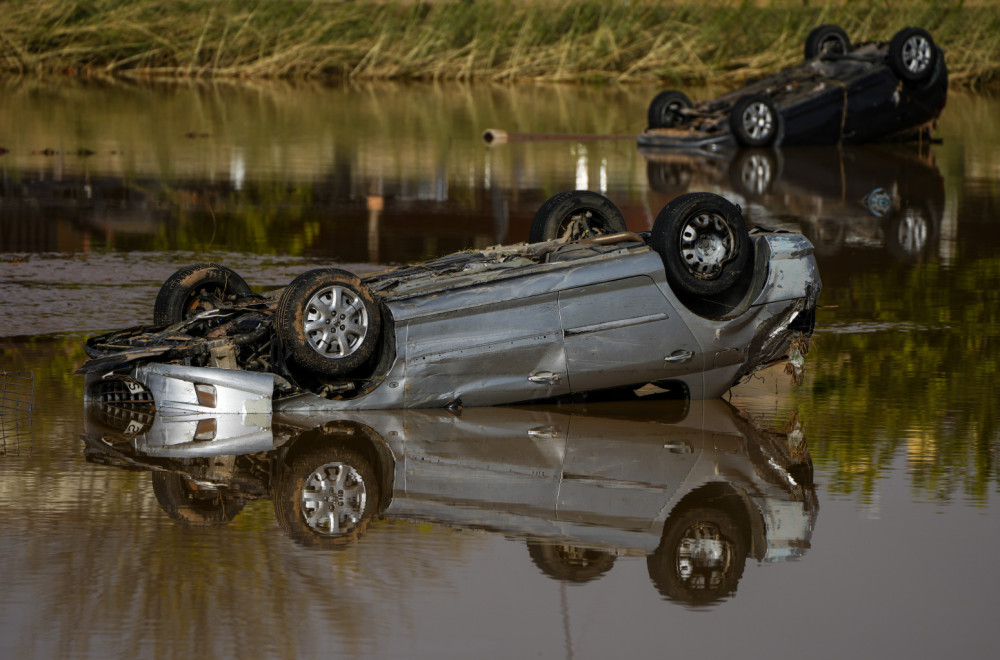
{"left": 274, "top": 444, "right": 379, "bottom": 548}
{"left": 804, "top": 24, "right": 851, "bottom": 59}
{"left": 730, "top": 94, "right": 780, "bottom": 147}
{"left": 646, "top": 507, "right": 747, "bottom": 605}
{"left": 529, "top": 190, "right": 627, "bottom": 243}
{"left": 151, "top": 472, "right": 245, "bottom": 526}
{"left": 889, "top": 27, "right": 937, "bottom": 83}
{"left": 647, "top": 90, "right": 693, "bottom": 129}
{"left": 275, "top": 268, "right": 381, "bottom": 377}
{"left": 153, "top": 263, "right": 252, "bottom": 325}
{"left": 650, "top": 192, "right": 752, "bottom": 302}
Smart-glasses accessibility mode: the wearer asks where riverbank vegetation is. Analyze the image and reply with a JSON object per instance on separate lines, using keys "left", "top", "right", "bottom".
{"left": 1, "top": 0, "right": 998, "bottom": 87}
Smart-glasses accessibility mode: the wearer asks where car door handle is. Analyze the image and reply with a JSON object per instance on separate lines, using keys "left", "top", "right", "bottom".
{"left": 528, "top": 371, "right": 562, "bottom": 385}
{"left": 528, "top": 426, "right": 560, "bottom": 439}
{"left": 664, "top": 350, "right": 695, "bottom": 364}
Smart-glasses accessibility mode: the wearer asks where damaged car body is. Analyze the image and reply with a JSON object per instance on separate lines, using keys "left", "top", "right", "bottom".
{"left": 79, "top": 191, "right": 820, "bottom": 413}
{"left": 639, "top": 26, "right": 947, "bottom": 149}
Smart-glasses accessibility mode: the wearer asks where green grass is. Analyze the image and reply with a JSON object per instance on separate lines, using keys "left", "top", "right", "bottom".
{"left": 1, "top": 0, "right": 998, "bottom": 87}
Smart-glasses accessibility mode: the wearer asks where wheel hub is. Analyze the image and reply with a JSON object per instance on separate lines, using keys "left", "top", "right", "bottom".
{"left": 741, "top": 102, "right": 773, "bottom": 141}
{"left": 902, "top": 35, "right": 932, "bottom": 73}
{"left": 680, "top": 212, "right": 736, "bottom": 279}
{"left": 304, "top": 285, "right": 369, "bottom": 358}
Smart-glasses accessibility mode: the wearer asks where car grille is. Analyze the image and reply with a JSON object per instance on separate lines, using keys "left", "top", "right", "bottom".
{"left": 88, "top": 376, "right": 155, "bottom": 437}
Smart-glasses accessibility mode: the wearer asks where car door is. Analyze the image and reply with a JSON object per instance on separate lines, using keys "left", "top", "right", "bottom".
{"left": 558, "top": 275, "right": 702, "bottom": 393}
{"left": 403, "top": 290, "right": 570, "bottom": 406}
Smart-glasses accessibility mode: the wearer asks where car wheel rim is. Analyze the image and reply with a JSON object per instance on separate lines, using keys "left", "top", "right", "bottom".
{"left": 740, "top": 101, "right": 773, "bottom": 142}
{"left": 304, "top": 285, "right": 369, "bottom": 358}
{"left": 676, "top": 521, "right": 732, "bottom": 588}
{"left": 680, "top": 212, "right": 735, "bottom": 279}
{"left": 300, "top": 461, "right": 367, "bottom": 535}
{"left": 902, "top": 35, "right": 932, "bottom": 74}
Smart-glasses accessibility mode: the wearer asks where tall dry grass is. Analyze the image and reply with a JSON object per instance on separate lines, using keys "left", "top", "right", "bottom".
{"left": 0, "top": 0, "right": 997, "bottom": 87}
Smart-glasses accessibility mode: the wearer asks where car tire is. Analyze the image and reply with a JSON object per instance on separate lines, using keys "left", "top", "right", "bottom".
{"left": 528, "top": 190, "right": 628, "bottom": 243}
{"left": 729, "top": 94, "right": 781, "bottom": 147}
{"left": 650, "top": 192, "right": 752, "bottom": 300}
{"left": 274, "top": 444, "right": 379, "bottom": 548}
{"left": 153, "top": 263, "right": 252, "bottom": 325}
{"left": 647, "top": 90, "right": 693, "bottom": 129}
{"left": 151, "top": 472, "right": 245, "bottom": 526}
{"left": 647, "top": 506, "right": 748, "bottom": 605}
{"left": 804, "top": 24, "right": 851, "bottom": 59}
{"left": 888, "top": 27, "right": 938, "bottom": 83}
{"left": 275, "top": 268, "right": 382, "bottom": 377}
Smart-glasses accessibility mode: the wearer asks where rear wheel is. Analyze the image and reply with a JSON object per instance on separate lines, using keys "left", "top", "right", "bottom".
{"left": 889, "top": 27, "right": 937, "bottom": 83}
{"left": 275, "top": 268, "right": 382, "bottom": 377}
{"left": 529, "top": 190, "right": 627, "bottom": 243}
{"left": 650, "top": 193, "right": 752, "bottom": 302}
{"left": 804, "top": 24, "right": 851, "bottom": 59}
{"left": 647, "top": 90, "right": 693, "bottom": 129}
{"left": 153, "top": 263, "right": 252, "bottom": 325}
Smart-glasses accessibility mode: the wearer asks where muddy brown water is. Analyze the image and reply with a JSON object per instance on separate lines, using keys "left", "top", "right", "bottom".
{"left": 2, "top": 79, "right": 999, "bottom": 659}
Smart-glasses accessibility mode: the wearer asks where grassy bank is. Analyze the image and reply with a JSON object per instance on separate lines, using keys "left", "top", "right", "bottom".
{"left": 1, "top": 0, "right": 998, "bottom": 87}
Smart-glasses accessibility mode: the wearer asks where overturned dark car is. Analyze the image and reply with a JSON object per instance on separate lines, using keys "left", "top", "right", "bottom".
{"left": 639, "top": 26, "right": 947, "bottom": 149}
{"left": 79, "top": 191, "right": 820, "bottom": 413}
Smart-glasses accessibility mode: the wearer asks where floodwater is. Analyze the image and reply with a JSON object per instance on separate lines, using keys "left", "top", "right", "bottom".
{"left": 1, "top": 78, "right": 999, "bottom": 659}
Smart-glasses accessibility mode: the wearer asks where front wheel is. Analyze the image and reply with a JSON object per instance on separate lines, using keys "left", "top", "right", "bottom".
{"left": 275, "top": 268, "right": 382, "bottom": 377}
{"left": 729, "top": 94, "right": 780, "bottom": 147}
{"left": 888, "top": 27, "right": 937, "bottom": 83}
{"left": 650, "top": 192, "right": 752, "bottom": 302}
{"left": 153, "top": 263, "right": 252, "bottom": 325}
{"left": 528, "top": 190, "right": 627, "bottom": 243}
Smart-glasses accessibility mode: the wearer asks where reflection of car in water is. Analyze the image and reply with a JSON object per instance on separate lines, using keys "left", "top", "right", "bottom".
{"left": 644, "top": 143, "right": 945, "bottom": 262}
{"left": 639, "top": 26, "right": 947, "bottom": 149}
{"left": 84, "top": 398, "right": 817, "bottom": 605}
{"left": 79, "top": 191, "right": 820, "bottom": 410}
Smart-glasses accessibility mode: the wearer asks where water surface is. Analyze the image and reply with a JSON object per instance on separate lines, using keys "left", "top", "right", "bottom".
{"left": 1, "top": 79, "right": 999, "bottom": 659}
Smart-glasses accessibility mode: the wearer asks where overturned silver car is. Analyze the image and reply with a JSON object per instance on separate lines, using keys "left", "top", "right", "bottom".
{"left": 80, "top": 191, "right": 820, "bottom": 412}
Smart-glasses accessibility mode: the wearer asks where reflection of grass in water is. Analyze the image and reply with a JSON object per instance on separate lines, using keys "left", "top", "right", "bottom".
{"left": 791, "top": 257, "right": 1000, "bottom": 506}
{"left": 1, "top": 0, "right": 998, "bottom": 86}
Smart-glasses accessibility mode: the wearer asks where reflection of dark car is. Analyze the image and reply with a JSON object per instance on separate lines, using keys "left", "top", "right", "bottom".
{"left": 83, "top": 399, "right": 818, "bottom": 605}
{"left": 639, "top": 26, "right": 947, "bottom": 149}
{"left": 79, "top": 191, "right": 820, "bottom": 411}
{"left": 644, "top": 142, "right": 945, "bottom": 262}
